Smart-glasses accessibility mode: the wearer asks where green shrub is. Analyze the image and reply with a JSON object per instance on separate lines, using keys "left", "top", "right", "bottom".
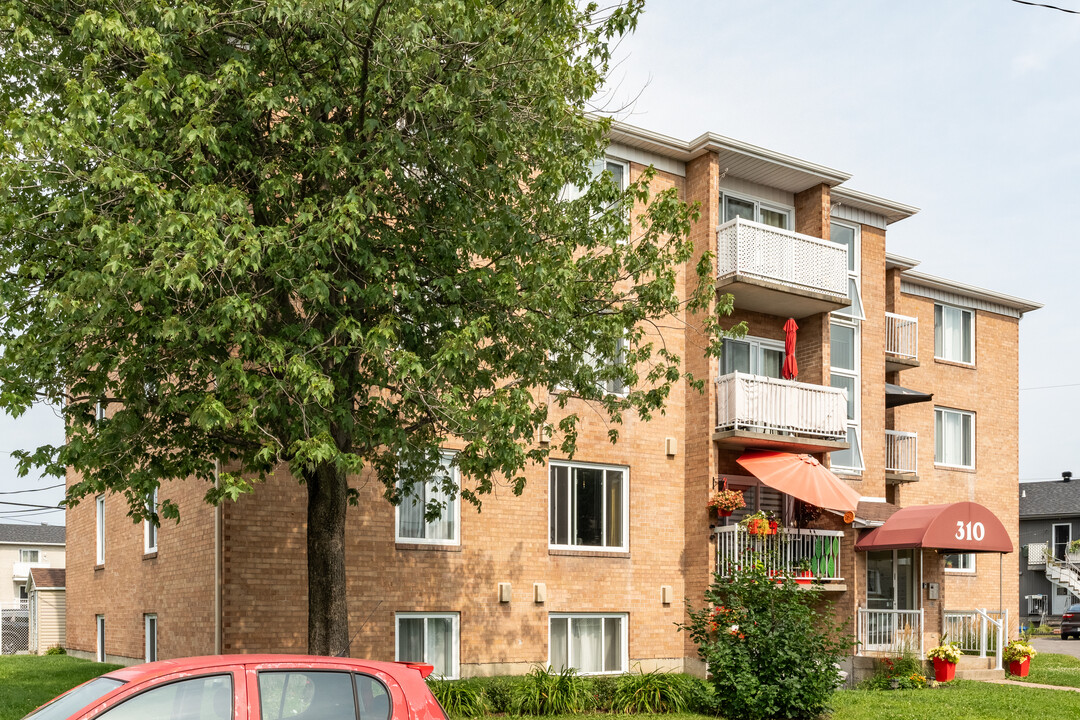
{"left": 679, "top": 675, "right": 716, "bottom": 715}
{"left": 44, "top": 645, "right": 67, "bottom": 656}
{"left": 586, "top": 674, "right": 619, "bottom": 712}
{"left": 470, "top": 676, "right": 516, "bottom": 714}
{"left": 610, "top": 668, "right": 690, "bottom": 714}
{"left": 428, "top": 678, "right": 488, "bottom": 718}
{"left": 859, "top": 654, "right": 929, "bottom": 690}
{"left": 681, "top": 557, "right": 849, "bottom": 720}
{"left": 511, "top": 666, "right": 590, "bottom": 716}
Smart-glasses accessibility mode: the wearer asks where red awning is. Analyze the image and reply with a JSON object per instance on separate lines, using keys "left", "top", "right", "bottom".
{"left": 854, "top": 501, "right": 1013, "bottom": 553}
{"left": 736, "top": 450, "right": 861, "bottom": 514}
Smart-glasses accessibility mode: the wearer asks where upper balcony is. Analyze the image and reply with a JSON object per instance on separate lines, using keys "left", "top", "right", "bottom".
{"left": 716, "top": 217, "right": 849, "bottom": 318}
{"left": 885, "top": 312, "right": 920, "bottom": 371}
{"left": 885, "top": 429, "right": 918, "bottom": 484}
{"left": 714, "top": 372, "right": 849, "bottom": 453}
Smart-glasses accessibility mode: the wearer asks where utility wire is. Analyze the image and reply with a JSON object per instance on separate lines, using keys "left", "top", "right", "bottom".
{"left": 0, "top": 500, "right": 63, "bottom": 510}
{"left": 1010, "top": 0, "right": 1080, "bottom": 13}
{"left": 0, "top": 483, "right": 64, "bottom": 495}
{"left": 1020, "top": 382, "right": 1080, "bottom": 391}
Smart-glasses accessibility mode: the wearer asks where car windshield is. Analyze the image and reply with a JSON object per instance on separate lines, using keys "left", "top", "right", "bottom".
{"left": 22, "top": 677, "right": 125, "bottom": 720}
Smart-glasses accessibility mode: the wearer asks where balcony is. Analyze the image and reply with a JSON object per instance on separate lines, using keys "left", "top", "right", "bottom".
{"left": 11, "top": 562, "right": 48, "bottom": 582}
{"left": 714, "top": 372, "right": 849, "bottom": 453}
{"left": 885, "top": 430, "right": 918, "bottom": 484}
{"left": 885, "top": 312, "right": 919, "bottom": 371}
{"left": 715, "top": 525, "right": 845, "bottom": 587}
{"left": 716, "top": 217, "right": 849, "bottom": 318}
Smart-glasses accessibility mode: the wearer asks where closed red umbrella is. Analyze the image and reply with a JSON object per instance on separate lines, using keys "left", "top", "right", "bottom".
{"left": 782, "top": 318, "right": 798, "bottom": 380}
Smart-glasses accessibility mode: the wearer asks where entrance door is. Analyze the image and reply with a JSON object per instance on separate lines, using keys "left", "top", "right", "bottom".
{"left": 864, "top": 550, "right": 920, "bottom": 651}
{"left": 1053, "top": 584, "right": 1072, "bottom": 616}
{"left": 1054, "top": 523, "right": 1071, "bottom": 561}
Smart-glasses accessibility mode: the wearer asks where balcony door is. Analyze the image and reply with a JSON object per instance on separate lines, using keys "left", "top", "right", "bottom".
{"left": 1054, "top": 523, "right": 1071, "bottom": 561}
{"left": 722, "top": 337, "right": 784, "bottom": 379}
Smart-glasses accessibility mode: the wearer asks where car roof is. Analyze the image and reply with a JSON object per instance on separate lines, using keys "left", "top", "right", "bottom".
{"left": 104, "top": 655, "right": 418, "bottom": 684}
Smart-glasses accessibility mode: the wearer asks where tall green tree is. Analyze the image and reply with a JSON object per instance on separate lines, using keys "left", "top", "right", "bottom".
{"left": 0, "top": 0, "right": 724, "bottom": 655}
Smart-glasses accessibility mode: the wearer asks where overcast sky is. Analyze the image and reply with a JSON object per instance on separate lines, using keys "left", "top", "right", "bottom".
{"left": 1, "top": 0, "right": 1077, "bottom": 526}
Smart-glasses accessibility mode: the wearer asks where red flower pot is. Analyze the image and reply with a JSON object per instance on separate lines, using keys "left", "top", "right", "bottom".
{"left": 933, "top": 657, "right": 956, "bottom": 682}
{"left": 718, "top": 509, "right": 733, "bottom": 517}
{"left": 795, "top": 570, "right": 813, "bottom": 586}
{"left": 1008, "top": 658, "right": 1030, "bottom": 677}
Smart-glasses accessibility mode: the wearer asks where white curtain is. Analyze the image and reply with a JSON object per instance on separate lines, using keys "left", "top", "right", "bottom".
{"left": 571, "top": 618, "right": 603, "bottom": 673}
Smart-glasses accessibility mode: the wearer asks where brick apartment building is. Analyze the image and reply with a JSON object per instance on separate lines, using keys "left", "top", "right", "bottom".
{"left": 65, "top": 121, "right": 1039, "bottom": 678}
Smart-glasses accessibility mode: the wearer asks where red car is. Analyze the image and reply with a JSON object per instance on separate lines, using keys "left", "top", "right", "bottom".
{"left": 22, "top": 655, "right": 447, "bottom": 720}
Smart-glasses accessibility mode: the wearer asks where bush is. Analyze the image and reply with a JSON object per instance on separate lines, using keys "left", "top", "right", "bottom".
{"left": 469, "top": 676, "right": 516, "bottom": 714}
{"left": 587, "top": 674, "right": 620, "bottom": 712}
{"left": 428, "top": 678, "right": 488, "bottom": 718}
{"left": 681, "top": 557, "right": 849, "bottom": 720}
{"left": 44, "top": 645, "right": 66, "bottom": 656}
{"left": 511, "top": 666, "right": 590, "bottom": 716}
{"left": 859, "top": 654, "right": 929, "bottom": 690}
{"left": 610, "top": 668, "right": 691, "bottom": 714}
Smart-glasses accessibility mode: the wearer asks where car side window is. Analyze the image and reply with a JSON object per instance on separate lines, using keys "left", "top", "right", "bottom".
{"left": 354, "top": 674, "right": 392, "bottom": 720}
{"left": 97, "top": 674, "right": 233, "bottom": 720}
{"left": 258, "top": 671, "right": 356, "bottom": 720}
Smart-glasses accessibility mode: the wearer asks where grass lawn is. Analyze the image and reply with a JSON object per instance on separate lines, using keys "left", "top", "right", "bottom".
{"left": 0, "top": 655, "right": 122, "bottom": 720}
{"left": 831, "top": 680, "right": 1080, "bottom": 719}
{"left": 1011, "top": 651, "right": 1080, "bottom": 689}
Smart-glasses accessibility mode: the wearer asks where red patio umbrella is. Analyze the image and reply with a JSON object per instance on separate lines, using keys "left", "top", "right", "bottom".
{"left": 782, "top": 318, "right": 798, "bottom": 380}
{"left": 736, "top": 450, "right": 860, "bottom": 514}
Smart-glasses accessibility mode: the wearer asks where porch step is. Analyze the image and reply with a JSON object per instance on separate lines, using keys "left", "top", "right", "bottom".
{"left": 955, "top": 668, "right": 1006, "bottom": 681}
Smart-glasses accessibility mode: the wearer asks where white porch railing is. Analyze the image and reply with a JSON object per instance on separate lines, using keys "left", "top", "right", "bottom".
{"left": 856, "top": 608, "right": 924, "bottom": 657}
{"left": 0, "top": 600, "right": 29, "bottom": 655}
{"left": 884, "top": 430, "right": 917, "bottom": 474}
{"left": 715, "top": 525, "right": 844, "bottom": 581}
{"left": 715, "top": 372, "right": 847, "bottom": 440}
{"left": 716, "top": 217, "right": 848, "bottom": 300}
{"left": 885, "top": 312, "right": 918, "bottom": 359}
{"left": 944, "top": 608, "right": 1007, "bottom": 668}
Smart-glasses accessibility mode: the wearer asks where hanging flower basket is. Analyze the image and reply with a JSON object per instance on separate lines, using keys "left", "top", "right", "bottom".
{"left": 708, "top": 486, "right": 745, "bottom": 516}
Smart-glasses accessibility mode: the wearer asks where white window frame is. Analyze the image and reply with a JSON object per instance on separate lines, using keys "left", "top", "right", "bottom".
{"left": 395, "top": 612, "right": 460, "bottom": 679}
{"left": 144, "top": 488, "right": 158, "bottom": 554}
{"left": 548, "top": 613, "right": 629, "bottom": 675}
{"left": 145, "top": 614, "right": 158, "bottom": 663}
{"left": 830, "top": 220, "right": 864, "bottom": 320}
{"left": 19, "top": 548, "right": 40, "bottom": 563}
{"left": 934, "top": 303, "right": 975, "bottom": 365}
{"left": 96, "top": 615, "right": 105, "bottom": 662}
{"left": 720, "top": 336, "right": 786, "bottom": 378}
{"left": 561, "top": 155, "right": 629, "bottom": 203}
{"left": 548, "top": 461, "right": 629, "bottom": 552}
{"left": 95, "top": 495, "right": 105, "bottom": 565}
{"left": 934, "top": 407, "right": 975, "bottom": 470}
{"left": 395, "top": 452, "right": 461, "bottom": 546}
{"left": 720, "top": 191, "right": 794, "bottom": 230}
{"left": 830, "top": 318, "right": 863, "bottom": 474}
{"left": 944, "top": 553, "right": 976, "bottom": 574}
{"left": 95, "top": 400, "right": 106, "bottom": 423}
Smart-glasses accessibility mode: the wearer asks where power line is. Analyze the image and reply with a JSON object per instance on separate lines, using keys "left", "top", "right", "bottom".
{"left": 1020, "top": 382, "right": 1080, "bottom": 391}
{"left": 0, "top": 483, "right": 64, "bottom": 495}
{"left": 1010, "top": 0, "right": 1080, "bottom": 13}
{"left": 0, "top": 500, "right": 63, "bottom": 510}
{"left": 0, "top": 516, "right": 64, "bottom": 526}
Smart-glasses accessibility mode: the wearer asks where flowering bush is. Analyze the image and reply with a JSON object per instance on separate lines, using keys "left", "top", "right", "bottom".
{"left": 681, "top": 557, "right": 848, "bottom": 720}
{"left": 1003, "top": 640, "right": 1037, "bottom": 663}
{"left": 926, "top": 640, "right": 963, "bottom": 664}
{"left": 708, "top": 488, "right": 746, "bottom": 513}
{"left": 859, "top": 654, "right": 929, "bottom": 691}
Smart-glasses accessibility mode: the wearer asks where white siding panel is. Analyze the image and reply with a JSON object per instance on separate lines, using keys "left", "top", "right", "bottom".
{"left": 900, "top": 281, "right": 1021, "bottom": 319}
{"left": 719, "top": 176, "right": 794, "bottom": 208}
{"left": 606, "top": 142, "right": 685, "bottom": 177}
{"left": 831, "top": 203, "right": 887, "bottom": 230}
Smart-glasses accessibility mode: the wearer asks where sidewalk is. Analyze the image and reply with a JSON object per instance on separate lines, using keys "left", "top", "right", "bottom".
{"left": 985, "top": 678, "right": 1080, "bottom": 692}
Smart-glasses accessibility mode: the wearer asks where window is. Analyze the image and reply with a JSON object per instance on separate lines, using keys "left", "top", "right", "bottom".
{"left": 19, "top": 549, "right": 39, "bottom": 563}
{"left": 19, "top": 584, "right": 27, "bottom": 600}
{"left": 396, "top": 613, "right": 459, "bottom": 679}
{"left": 95, "top": 401, "right": 106, "bottom": 423}
{"left": 830, "top": 222, "right": 864, "bottom": 320}
{"left": 96, "top": 615, "right": 105, "bottom": 662}
{"left": 561, "top": 156, "right": 628, "bottom": 202}
{"left": 96, "top": 495, "right": 105, "bottom": 565}
{"left": 259, "top": 671, "right": 357, "bottom": 720}
{"left": 935, "top": 303, "right": 974, "bottom": 364}
{"left": 935, "top": 407, "right": 974, "bottom": 468}
{"left": 721, "top": 192, "right": 792, "bottom": 230}
{"left": 944, "top": 553, "right": 975, "bottom": 573}
{"left": 145, "top": 614, "right": 157, "bottom": 663}
{"left": 98, "top": 674, "right": 232, "bottom": 720}
{"left": 145, "top": 488, "right": 158, "bottom": 554}
{"left": 830, "top": 321, "right": 863, "bottom": 473}
{"left": 549, "top": 462, "right": 628, "bottom": 550}
{"left": 721, "top": 336, "right": 784, "bottom": 378}
{"left": 549, "top": 614, "right": 627, "bottom": 674}
{"left": 585, "top": 334, "right": 628, "bottom": 396}
{"left": 396, "top": 453, "right": 460, "bottom": 545}
{"left": 19, "top": 677, "right": 124, "bottom": 720}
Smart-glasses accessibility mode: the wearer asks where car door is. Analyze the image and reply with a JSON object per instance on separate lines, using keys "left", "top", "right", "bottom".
{"left": 80, "top": 667, "right": 247, "bottom": 720}
{"left": 246, "top": 661, "right": 407, "bottom": 720}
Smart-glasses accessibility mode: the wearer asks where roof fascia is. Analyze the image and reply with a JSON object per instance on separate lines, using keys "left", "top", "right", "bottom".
{"left": 901, "top": 269, "right": 1043, "bottom": 315}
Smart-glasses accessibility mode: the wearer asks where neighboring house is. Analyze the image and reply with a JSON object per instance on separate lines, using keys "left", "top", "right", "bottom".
{"left": 65, "top": 122, "right": 1038, "bottom": 678}
{"left": 28, "top": 568, "right": 66, "bottom": 654}
{"left": 0, "top": 523, "right": 65, "bottom": 655}
{"left": 1019, "top": 479, "right": 1080, "bottom": 623}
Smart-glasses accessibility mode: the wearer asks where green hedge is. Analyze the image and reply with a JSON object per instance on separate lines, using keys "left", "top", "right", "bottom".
{"left": 429, "top": 669, "right": 715, "bottom": 717}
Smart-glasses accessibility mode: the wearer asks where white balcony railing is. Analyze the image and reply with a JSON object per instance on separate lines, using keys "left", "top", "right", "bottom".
{"left": 716, "top": 217, "right": 848, "bottom": 300}
{"left": 715, "top": 372, "right": 847, "bottom": 440}
{"left": 884, "top": 430, "right": 917, "bottom": 474}
{"left": 715, "top": 525, "right": 845, "bottom": 581}
{"left": 11, "top": 562, "right": 48, "bottom": 582}
{"left": 857, "top": 608, "right": 924, "bottom": 657}
{"left": 885, "top": 312, "right": 918, "bottom": 359}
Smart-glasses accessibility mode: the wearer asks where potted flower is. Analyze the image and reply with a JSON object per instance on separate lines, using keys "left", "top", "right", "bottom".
{"left": 1004, "top": 640, "right": 1037, "bottom": 677}
{"left": 741, "top": 511, "right": 779, "bottom": 536}
{"left": 708, "top": 488, "right": 746, "bottom": 517}
{"left": 927, "top": 638, "right": 962, "bottom": 682}
{"left": 794, "top": 557, "right": 813, "bottom": 586}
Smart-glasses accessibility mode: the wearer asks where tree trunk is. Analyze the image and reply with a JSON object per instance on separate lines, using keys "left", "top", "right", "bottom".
{"left": 306, "top": 461, "right": 350, "bottom": 656}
